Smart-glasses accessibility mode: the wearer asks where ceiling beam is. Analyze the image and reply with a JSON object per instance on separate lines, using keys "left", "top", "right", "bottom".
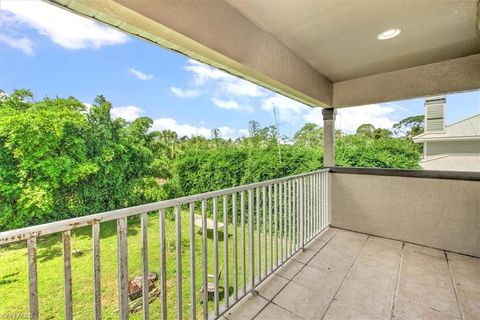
{"left": 333, "top": 54, "right": 480, "bottom": 108}
{"left": 48, "top": 0, "right": 333, "bottom": 108}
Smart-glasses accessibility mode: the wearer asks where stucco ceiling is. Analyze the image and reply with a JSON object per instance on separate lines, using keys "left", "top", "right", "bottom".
{"left": 226, "top": 0, "right": 480, "bottom": 82}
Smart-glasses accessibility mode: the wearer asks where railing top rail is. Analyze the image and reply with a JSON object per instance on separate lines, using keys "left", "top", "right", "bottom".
{"left": 0, "top": 169, "right": 328, "bottom": 245}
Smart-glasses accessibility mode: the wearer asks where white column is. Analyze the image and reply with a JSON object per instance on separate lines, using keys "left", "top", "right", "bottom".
{"left": 322, "top": 108, "right": 336, "bottom": 167}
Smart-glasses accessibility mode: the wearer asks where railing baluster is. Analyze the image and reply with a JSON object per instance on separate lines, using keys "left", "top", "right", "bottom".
{"left": 268, "top": 185, "right": 273, "bottom": 273}
{"left": 319, "top": 174, "right": 322, "bottom": 230}
{"left": 294, "top": 179, "right": 298, "bottom": 251}
{"left": 317, "top": 174, "right": 320, "bottom": 233}
{"left": 283, "top": 181, "right": 287, "bottom": 262}
{"left": 274, "top": 184, "right": 278, "bottom": 267}
{"left": 300, "top": 178, "right": 305, "bottom": 250}
{"left": 262, "top": 186, "right": 267, "bottom": 279}
{"left": 320, "top": 173, "right": 323, "bottom": 230}
{"left": 27, "top": 237, "right": 39, "bottom": 320}
{"left": 117, "top": 217, "right": 129, "bottom": 320}
{"left": 62, "top": 230, "right": 73, "bottom": 320}
{"left": 175, "top": 205, "right": 183, "bottom": 320}
{"left": 307, "top": 176, "right": 313, "bottom": 241}
{"left": 240, "top": 191, "right": 246, "bottom": 295}
{"left": 279, "top": 183, "right": 283, "bottom": 263}
{"left": 159, "top": 209, "right": 167, "bottom": 320}
{"left": 318, "top": 174, "right": 321, "bottom": 233}
{"left": 248, "top": 189, "right": 255, "bottom": 291}
{"left": 314, "top": 175, "right": 316, "bottom": 236}
{"left": 326, "top": 171, "right": 329, "bottom": 226}
{"left": 232, "top": 193, "right": 238, "bottom": 302}
{"left": 140, "top": 213, "right": 149, "bottom": 320}
{"left": 322, "top": 172, "right": 325, "bottom": 228}
{"left": 213, "top": 198, "right": 219, "bottom": 317}
{"left": 189, "top": 203, "right": 196, "bottom": 320}
{"left": 92, "top": 223, "right": 101, "bottom": 320}
{"left": 324, "top": 172, "right": 327, "bottom": 229}
{"left": 288, "top": 180, "right": 293, "bottom": 257}
{"left": 307, "top": 176, "right": 312, "bottom": 241}
{"left": 318, "top": 173, "right": 322, "bottom": 232}
{"left": 201, "top": 201, "right": 208, "bottom": 320}
{"left": 223, "top": 195, "right": 229, "bottom": 309}
{"left": 256, "top": 188, "right": 261, "bottom": 284}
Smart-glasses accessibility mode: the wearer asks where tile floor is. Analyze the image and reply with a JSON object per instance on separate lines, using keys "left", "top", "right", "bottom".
{"left": 222, "top": 228, "right": 479, "bottom": 320}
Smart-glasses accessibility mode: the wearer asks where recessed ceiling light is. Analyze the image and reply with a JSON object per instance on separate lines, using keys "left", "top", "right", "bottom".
{"left": 377, "top": 28, "right": 401, "bottom": 40}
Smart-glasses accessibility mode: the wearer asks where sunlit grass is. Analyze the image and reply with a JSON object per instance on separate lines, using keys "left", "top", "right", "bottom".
{"left": 0, "top": 207, "right": 282, "bottom": 319}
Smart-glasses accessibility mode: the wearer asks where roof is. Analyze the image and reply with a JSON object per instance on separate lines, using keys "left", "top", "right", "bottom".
{"left": 414, "top": 114, "right": 480, "bottom": 143}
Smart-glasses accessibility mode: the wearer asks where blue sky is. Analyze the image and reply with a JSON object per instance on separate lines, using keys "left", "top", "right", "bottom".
{"left": 1, "top": 0, "right": 479, "bottom": 139}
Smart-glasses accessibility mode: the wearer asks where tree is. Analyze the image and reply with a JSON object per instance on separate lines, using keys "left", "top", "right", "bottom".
{"left": 393, "top": 115, "right": 424, "bottom": 139}
{"left": 356, "top": 124, "right": 375, "bottom": 136}
{"left": 356, "top": 124, "right": 391, "bottom": 139}
{"left": 0, "top": 90, "right": 167, "bottom": 230}
{"left": 293, "top": 123, "right": 323, "bottom": 147}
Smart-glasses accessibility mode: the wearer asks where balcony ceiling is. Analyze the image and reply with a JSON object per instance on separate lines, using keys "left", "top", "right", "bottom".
{"left": 226, "top": 0, "right": 480, "bottom": 82}
{"left": 50, "top": 0, "right": 480, "bottom": 108}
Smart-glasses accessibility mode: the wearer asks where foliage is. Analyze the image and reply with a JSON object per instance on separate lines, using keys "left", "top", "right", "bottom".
{"left": 393, "top": 115, "right": 424, "bottom": 139}
{"left": 0, "top": 91, "right": 168, "bottom": 230}
{"left": 356, "top": 123, "right": 391, "bottom": 139}
{"left": 336, "top": 134, "right": 420, "bottom": 169}
{"left": 292, "top": 123, "right": 323, "bottom": 147}
{"left": 0, "top": 89, "right": 422, "bottom": 230}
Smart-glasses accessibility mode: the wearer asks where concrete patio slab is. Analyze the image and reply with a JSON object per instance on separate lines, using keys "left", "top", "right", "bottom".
{"left": 220, "top": 227, "right": 479, "bottom": 320}
{"left": 255, "top": 303, "right": 302, "bottom": 320}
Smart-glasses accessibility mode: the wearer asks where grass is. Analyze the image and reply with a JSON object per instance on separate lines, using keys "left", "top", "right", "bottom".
{"left": 0, "top": 206, "right": 287, "bottom": 319}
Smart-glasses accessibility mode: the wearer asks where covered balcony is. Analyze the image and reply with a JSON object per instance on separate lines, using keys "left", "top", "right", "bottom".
{"left": 0, "top": 0, "right": 479, "bottom": 320}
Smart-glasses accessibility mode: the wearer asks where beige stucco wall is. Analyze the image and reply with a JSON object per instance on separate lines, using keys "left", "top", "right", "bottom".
{"left": 333, "top": 54, "right": 480, "bottom": 108}
{"left": 331, "top": 173, "right": 480, "bottom": 257}
{"left": 426, "top": 140, "right": 480, "bottom": 156}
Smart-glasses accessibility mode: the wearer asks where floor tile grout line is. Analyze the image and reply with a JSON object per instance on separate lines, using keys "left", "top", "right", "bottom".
{"left": 320, "top": 234, "right": 371, "bottom": 320}
{"left": 390, "top": 241, "right": 405, "bottom": 320}
{"left": 224, "top": 228, "right": 336, "bottom": 320}
{"left": 251, "top": 229, "right": 340, "bottom": 319}
{"left": 445, "top": 251, "right": 465, "bottom": 320}
{"left": 332, "top": 226, "right": 480, "bottom": 259}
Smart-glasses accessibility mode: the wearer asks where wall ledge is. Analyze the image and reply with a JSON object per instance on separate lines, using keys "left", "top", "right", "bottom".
{"left": 328, "top": 166, "right": 480, "bottom": 181}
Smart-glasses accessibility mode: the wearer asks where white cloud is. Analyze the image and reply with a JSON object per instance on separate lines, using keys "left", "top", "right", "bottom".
{"left": 224, "top": 79, "right": 266, "bottom": 97}
{"left": 211, "top": 98, "right": 253, "bottom": 113}
{"left": 261, "top": 94, "right": 311, "bottom": 123}
{"left": 129, "top": 68, "right": 154, "bottom": 81}
{"left": 260, "top": 93, "right": 397, "bottom": 134}
{"left": 336, "top": 104, "right": 396, "bottom": 133}
{"left": 170, "top": 86, "right": 200, "bottom": 98}
{"left": 1, "top": 0, "right": 128, "bottom": 49}
{"left": 0, "top": 34, "right": 33, "bottom": 55}
{"left": 151, "top": 118, "right": 243, "bottom": 139}
{"left": 184, "top": 59, "right": 233, "bottom": 85}
{"left": 111, "top": 106, "right": 145, "bottom": 122}
{"left": 302, "top": 107, "right": 323, "bottom": 125}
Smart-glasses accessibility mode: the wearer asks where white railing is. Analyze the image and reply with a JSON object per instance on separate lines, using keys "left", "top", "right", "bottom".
{"left": 0, "top": 169, "right": 330, "bottom": 320}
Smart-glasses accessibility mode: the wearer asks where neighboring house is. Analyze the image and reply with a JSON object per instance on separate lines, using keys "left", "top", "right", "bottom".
{"left": 413, "top": 96, "right": 480, "bottom": 172}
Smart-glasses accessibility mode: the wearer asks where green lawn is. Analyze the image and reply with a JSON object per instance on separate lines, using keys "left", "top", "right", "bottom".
{"left": 0, "top": 209, "right": 285, "bottom": 319}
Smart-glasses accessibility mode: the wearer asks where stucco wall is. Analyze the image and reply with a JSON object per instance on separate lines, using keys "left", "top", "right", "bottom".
{"left": 331, "top": 173, "right": 480, "bottom": 257}
{"left": 426, "top": 140, "right": 480, "bottom": 156}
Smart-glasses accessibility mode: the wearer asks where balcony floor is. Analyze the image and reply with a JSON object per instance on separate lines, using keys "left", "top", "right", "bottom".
{"left": 222, "top": 228, "right": 479, "bottom": 320}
